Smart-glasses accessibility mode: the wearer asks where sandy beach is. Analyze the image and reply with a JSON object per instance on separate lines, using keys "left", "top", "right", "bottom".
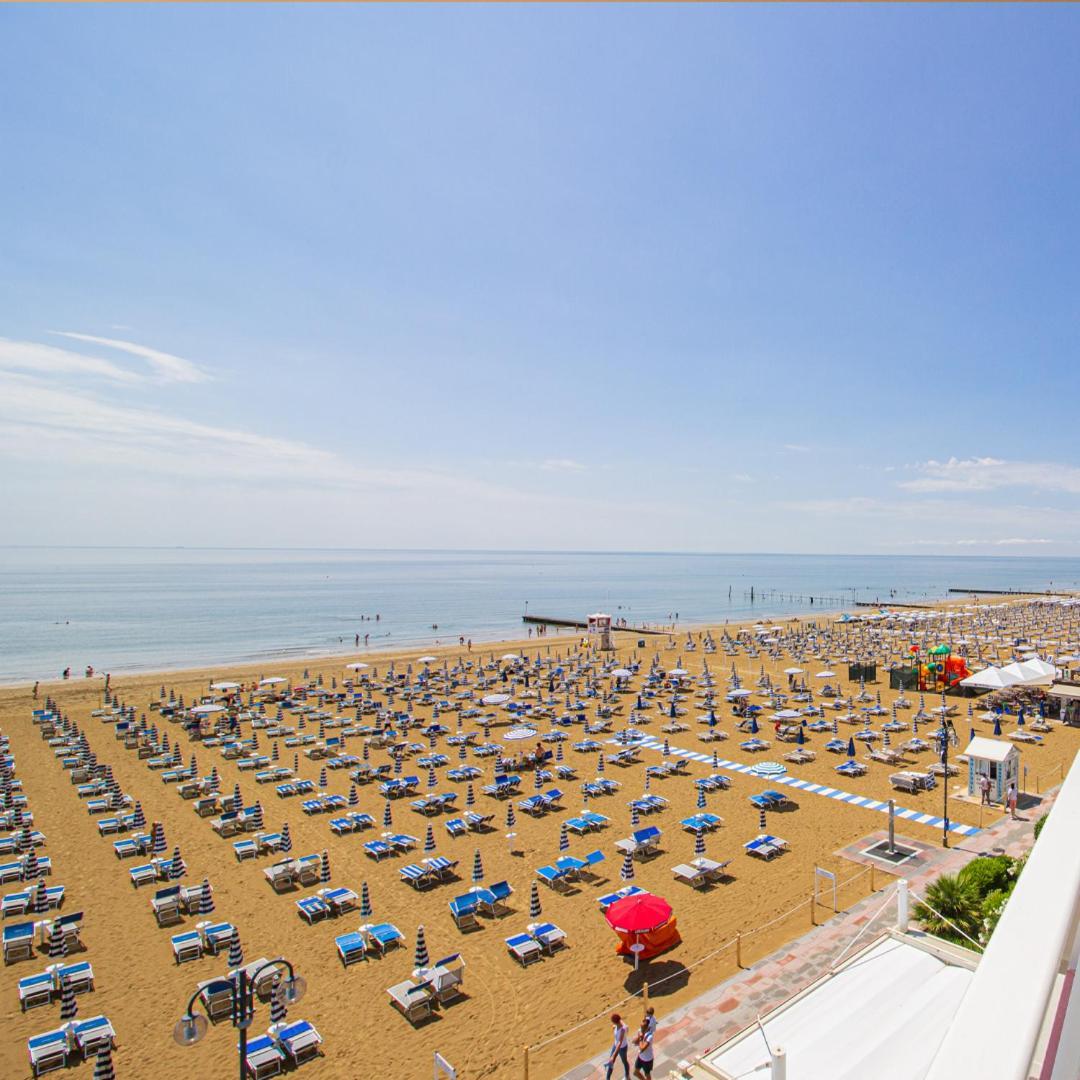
{"left": 3, "top": 607, "right": 1078, "bottom": 1080}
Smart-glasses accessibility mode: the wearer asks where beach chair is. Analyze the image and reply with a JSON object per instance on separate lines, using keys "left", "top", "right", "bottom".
{"left": 399, "top": 864, "right": 434, "bottom": 890}
{"left": 171, "top": 931, "right": 204, "bottom": 964}
{"left": 4, "top": 920, "right": 35, "bottom": 963}
{"left": 422, "top": 856, "right": 458, "bottom": 882}
{"left": 362, "top": 922, "right": 403, "bottom": 955}
{"left": 19, "top": 971, "right": 55, "bottom": 1010}
{"left": 197, "top": 922, "right": 235, "bottom": 954}
{"left": 233, "top": 838, "right": 259, "bottom": 861}
{"left": 270, "top": 1019, "right": 324, "bottom": 1065}
{"left": 744, "top": 836, "right": 784, "bottom": 860}
{"left": 475, "top": 880, "right": 513, "bottom": 917}
{"left": 363, "top": 840, "right": 393, "bottom": 861}
{"left": 581, "top": 811, "right": 610, "bottom": 830}
{"left": 151, "top": 887, "right": 183, "bottom": 926}
{"left": 336, "top": 931, "right": 367, "bottom": 966}
{"left": 535, "top": 865, "right": 569, "bottom": 891}
{"left": 835, "top": 761, "right": 867, "bottom": 778}
{"left": 27, "top": 1028, "right": 67, "bottom": 1076}
{"left": 563, "top": 816, "right": 592, "bottom": 835}
{"left": 517, "top": 795, "right": 547, "bottom": 817}
{"left": 505, "top": 933, "right": 543, "bottom": 966}
{"left": 263, "top": 862, "right": 298, "bottom": 891}
{"left": 425, "top": 953, "right": 466, "bottom": 1004}
{"left": 242, "top": 1033, "right": 286, "bottom": 1079}
{"left": 71, "top": 1015, "right": 115, "bottom": 1060}
{"left": 448, "top": 894, "right": 481, "bottom": 930}
{"left": 386, "top": 979, "right": 435, "bottom": 1024}
{"left": 671, "top": 863, "right": 710, "bottom": 889}
{"left": 55, "top": 961, "right": 94, "bottom": 995}
{"left": 464, "top": 812, "right": 494, "bottom": 832}
{"left": 296, "top": 895, "right": 330, "bottom": 924}
{"left": 320, "top": 886, "right": 358, "bottom": 915}
{"left": 444, "top": 818, "right": 466, "bottom": 838}
{"left": 597, "top": 885, "right": 645, "bottom": 909}
{"left": 528, "top": 922, "right": 567, "bottom": 954}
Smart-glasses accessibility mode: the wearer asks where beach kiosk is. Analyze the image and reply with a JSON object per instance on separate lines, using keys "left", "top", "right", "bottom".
{"left": 604, "top": 892, "right": 680, "bottom": 960}
{"left": 962, "top": 736, "right": 1019, "bottom": 803}
{"left": 588, "top": 612, "right": 614, "bottom": 652}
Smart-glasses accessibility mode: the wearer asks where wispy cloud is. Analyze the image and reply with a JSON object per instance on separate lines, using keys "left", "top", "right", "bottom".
{"left": 901, "top": 457, "right": 1080, "bottom": 495}
{"left": 901, "top": 537, "right": 1059, "bottom": 547}
{"left": 781, "top": 443, "right": 811, "bottom": 454}
{"left": 539, "top": 458, "right": 588, "bottom": 472}
{"left": 50, "top": 331, "right": 211, "bottom": 384}
{"left": 0, "top": 338, "right": 139, "bottom": 383}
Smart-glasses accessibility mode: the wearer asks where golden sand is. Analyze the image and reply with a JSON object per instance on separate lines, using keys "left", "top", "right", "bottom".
{"left": 1, "top": 617, "right": 1076, "bottom": 1080}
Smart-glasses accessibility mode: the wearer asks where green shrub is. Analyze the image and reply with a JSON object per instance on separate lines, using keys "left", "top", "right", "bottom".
{"left": 1034, "top": 814, "right": 1048, "bottom": 840}
{"left": 958, "top": 855, "right": 1014, "bottom": 900}
{"left": 914, "top": 873, "right": 981, "bottom": 946}
{"left": 980, "top": 886, "right": 1014, "bottom": 945}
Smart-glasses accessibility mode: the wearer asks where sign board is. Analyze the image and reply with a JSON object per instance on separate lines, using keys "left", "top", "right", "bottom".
{"left": 434, "top": 1052, "right": 456, "bottom": 1080}
{"left": 814, "top": 866, "right": 838, "bottom": 912}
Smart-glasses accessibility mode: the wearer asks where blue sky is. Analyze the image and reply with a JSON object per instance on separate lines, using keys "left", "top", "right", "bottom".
{"left": 2, "top": 5, "right": 1079, "bottom": 553}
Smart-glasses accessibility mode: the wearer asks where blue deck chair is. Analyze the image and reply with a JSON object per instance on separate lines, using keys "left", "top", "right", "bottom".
{"left": 336, "top": 931, "right": 367, "bottom": 966}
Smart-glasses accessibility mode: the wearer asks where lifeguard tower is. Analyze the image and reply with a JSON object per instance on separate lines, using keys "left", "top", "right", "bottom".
{"left": 962, "top": 736, "right": 1020, "bottom": 803}
{"left": 588, "top": 612, "right": 614, "bottom": 651}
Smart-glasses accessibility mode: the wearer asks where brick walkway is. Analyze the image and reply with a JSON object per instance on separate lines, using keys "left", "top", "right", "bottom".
{"left": 559, "top": 786, "right": 1057, "bottom": 1079}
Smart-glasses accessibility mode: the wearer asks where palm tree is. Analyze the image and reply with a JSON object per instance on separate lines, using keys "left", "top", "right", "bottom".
{"left": 914, "top": 873, "right": 981, "bottom": 946}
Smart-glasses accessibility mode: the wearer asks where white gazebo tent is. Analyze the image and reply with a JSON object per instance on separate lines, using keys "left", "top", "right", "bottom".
{"left": 962, "top": 736, "right": 1020, "bottom": 803}
{"left": 959, "top": 666, "right": 1022, "bottom": 691}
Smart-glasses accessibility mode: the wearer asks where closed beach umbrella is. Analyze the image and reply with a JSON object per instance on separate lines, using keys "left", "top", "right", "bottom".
{"left": 529, "top": 880, "right": 542, "bottom": 919}
{"left": 662, "top": 738, "right": 670, "bottom": 757}
{"left": 846, "top": 737, "right": 856, "bottom": 759}
{"left": 427, "top": 766, "right": 437, "bottom": 790}
{"left": 270, "top": 981, "right": 288, "bottom": 1025}
{"left": 712, "top": 750, "right": 719, "bottom": 770}
{"left": 797, "top": 726, "right": 806, "bottom": 746}
{"left": 131, "top": 802, "right": 146, "bottom": 829}
{"left": 293, "top": 754, "right": 300, "bottom": 773}
{"left": 465, "top": 784, "right": 475, "bottom": 808}
{"left": 1017, "top": 707, "right": 1026, "bottom": 728}
{"left": 251, "top": 802, "right": 264, "bottom": 830}
{"left": 533, "top": 768, "right": 544, "bottom": 791}
{"left": 200, "top": 878, "right": 215, "bottom": 915}
{"left": 319, "top": 768, "right": 328, "bottom": 789}
{"left": 362, "top": 742, "right": 370, "bottom": 762}
{"left": 832, "top": 716, "right": 839, "bottom": 735}
{"left": 414, "top": 925, "right": 429, "bottom": 970}
{"left": 228, "top": 927, "right": 244, "bottom": 969}
{"left": 93, "top": 1046, "right": 115, "bottom": 1080}
{"left": 694, "top": 829, "right": 706, "bottom": 857}
{"left": 272, "top": 741, "right": 280, "bottom": 762}
{"left": 60, "top": 980, "right": 78, "bottom": 1021}
{"left": 22, "top": 848, "right": 38, "bottom": 881}
{"left": 231, "top": 784, "right": 243, "bottom": 813}
{"left": 696, "top": 786, "right": 706, "bottom": 809}
{"left": 348, "top": 785, "right": 359, "bottom": 807}
{"left": 319, "top": 849, "right": 331, "bottom": 884}
{"left": 912, "top": 717, "right": 919, "bottom": 735}
{"left": 33, "top": 879, "right": 49, "bottom": 914}
{"left": 630, "top": 804, "right": 640, "bottom": 827}
{"left": 759, "top": 808, "right": 767, "bottom": 832}
{"left": 883, "top": 731, "right": 891, "bottom": 749}
{"left": 619, "top": 850, "right": 635, "bottom": 882}
{"left": 393, "top": 752, "right": 402, "bottom": 776}
{"left": 505, "top": 804, "right": 516, "bottom": 830}
{"left": 458, "top": 743, "right": 468, "bottom": 761}
{"left": 383, "top": 800, "right": 393, "bottom": 828}
{"left": 152, "top": 823, "right": 167, "bottom": 855}
{"left": 596, "top": 753, "right": 605, "bottom": 774}
{"left": 360, "top": 881, "right": 372, "bottom": 918}
{"left": 993, "top": 715, "right": 1002, "bottom": 736}
{"left": 471, "top": 849, "right": 484, "bottom": 884}
{"left": 281, "top": 823, "right": 293, "bottom": 854}
{"left": 424, "top": 824, "right": 436, "bottom": 853}
{"left": 556, "top": 742, "right": 564, "bottom": 762}
{"left": 559, "top": 822, "right": 569, "bottom": 852}
{"left": 48, "top": 921, "right": 67, "bottom": 960}
{"left": 748, "top": 715, "right": 759, "bottom": 735}
{"left": 169, "top": 847, "right": 187, "bottom": 880}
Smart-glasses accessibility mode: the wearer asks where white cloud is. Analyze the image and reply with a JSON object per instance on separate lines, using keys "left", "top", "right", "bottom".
{"left": 0, "top": 338, "right": 139, "bottom": 383}
{"left": 901, "top": 457, "right": 1080, "bottom": 495}
{"left": 50, "top": 331, "right": 211, "bottom": 384}
{"left": 781, "top": 443, "right": 811, "bottom": 453}
{"left": 901, "top": 537, "right": 1059, "bottom": 547}
{"left": 539, "top": 458, "right": 588, "bottom": 472}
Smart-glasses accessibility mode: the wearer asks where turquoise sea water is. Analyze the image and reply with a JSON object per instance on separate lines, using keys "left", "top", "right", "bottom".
{"left": 3, "top": 547, "right": 1080, "bottom": 683}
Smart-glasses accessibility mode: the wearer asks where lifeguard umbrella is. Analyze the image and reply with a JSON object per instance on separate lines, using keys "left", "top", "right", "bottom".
{"left": 605, "top": 892, "right": 672, "bottom": 935}
{"left": 482, "top": 694, "right": 510, "bottom": 706}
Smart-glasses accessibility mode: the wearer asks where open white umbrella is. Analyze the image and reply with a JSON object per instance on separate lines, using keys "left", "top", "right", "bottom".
{"left": 210, "top": 681, "right": 240, "bottom": 691}
{"left": 345, "top": 662, "right": 369, "bottom": 671}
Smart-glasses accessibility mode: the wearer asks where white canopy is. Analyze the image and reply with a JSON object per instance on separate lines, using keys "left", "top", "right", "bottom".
{"left": 960, "top": 666, "right": 1021, "bottom": 690}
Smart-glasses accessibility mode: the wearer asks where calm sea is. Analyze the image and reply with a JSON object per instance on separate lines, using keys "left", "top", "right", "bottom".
{"left": 3, "top": 548, "right": 1080, "bottom": 684}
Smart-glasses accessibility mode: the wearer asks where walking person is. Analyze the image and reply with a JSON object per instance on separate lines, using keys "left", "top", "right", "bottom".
{"left": 1007, "top": 781, "right": 1018, "bottom": 819}
{"left": 632, "top": 1016, "right": 654, "bottom": 1079}
{"left": 605, "top": 1013, "right": 630, "bottom": 1080}
{"left": 980, "top": 774, "right": 991, "bottom": 805}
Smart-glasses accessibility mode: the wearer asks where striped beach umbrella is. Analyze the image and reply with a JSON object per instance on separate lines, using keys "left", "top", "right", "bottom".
{"left": 93, "top": 1046, "right": 115, "bottom": 1080}
{"left": 22, "top": 847, "right": 38, "bottom": 881}
{"left": 251, "top": 802, "right": 264, "bottom": 830}
{"left": 348, "top": 785, "right": 359, "bottom": 807}
{"left": 424, "top": 824, "right": 436, "bottom": 853}
{"left": 662, "top": 738, "right": 671, "bottom": 757}
{"left": 694, "top": 829, "right": 706, "bottom": 857}
{"left": 619, "top": 850, "right": 635, "bottom": 882}
{"left": 458, "top": 743, "right": 467, "bottom": 761}
{"left": 362, "top": 742, "right": 370, "bottom": 762}
{"left": 832, "top": 716, "right": 839, "bottom": 735}
{"left": 465, "top": 784, "right": 475, "bottom": 808}
{"left": 630, "top": 804, "right": 640, "bottom": 827}
{"left": 758, "top": 808, "right": 767, "bottom": 832}
{"left": 912, "top": 717, "right": 919, "bottom": 735}
{"left": 48, "top": 921, "right": 67, "bottom": 960}
{"left": 393, "top": 752, "right": 402, "bottom": 776}
{"left": 200, "top": 878, "right": 215, "bottom": 915}
{"left": 169, "top": 847, "right": 187, "bottom": 880}
{"left": 208, "top": 767, "right": 220, "bottom": 792}
{"left": 414, "top": 925, "right": 429, "bottom": 970}
{"left": 33, "top": 879, "right": 49, "bottom": 914}
{"left": 360, "top": 881, "right": 372, "bottom": 918}
{"left": 883, "top": 731, "right": 891, "bottom": 749}
{"left": 471, "top": 849, "right": 484, "bottom": 884}
{"left": 298, "top": 716, "right": 307, "bottom": 731}
{"left": 533, "top": 768, "right": 544, "bottom": 791}
{"left": 427, "top": 767, "right": 437, "bottom": 790}
{"left": 152, "top": 823, "right": 167, "bottom": 855}
{"left": 272, "top": 741, "right": 280, "bottom": 762}
{"left": 712, "top": 750, "right": 719, "bottom": 769}
{"left": 505, "top": 804, "right": 516, "bottom": 830}
{"left": 596, "top": 753, "right": 605, "bottom": 774}
{"left": 231, "top": 784, "right": 243, "bottom": 812}
{"left": 696, "top": 785, "right": 706, "bottom": 809}
{"left": 228, "top": 927, "right": 244, "bottom": 970}
{"left": 319, "top": 849, "right": 331, "bottom": 884}
{"left": 281, "top": 822, "right": 293, "bottom": 854}
{"left": 319, "top": 768, "right": 328, "bottom": 789}
{"left": 60, "top": 980, "right": 78, "bottom": 1021}
{"left": 559, "top": 822, "right": 569, "bottom": 852}
{"left": 643, "top": 772, "right": 650, "bottom": 792}
{"left": 293, "top": 753, "right": 300, "bottom": 773}
{"left": 556, "top": 741, "right": 564, "bottom": 763}
{"left": 529, "top": 881, "right": 542, "bottom": 919}
{"left": 270, "top": 979, "right": 288, "bottom": 1024}
{"left": 382, "top": 800, "right": 393, "bottom": 829}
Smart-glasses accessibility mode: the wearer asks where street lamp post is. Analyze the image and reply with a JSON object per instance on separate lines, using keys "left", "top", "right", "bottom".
{"left": 936, "top": 716, "right": 958, "bottom": 848}
{"left": 174, "top": 957, "right": 306, "bottom": 1080}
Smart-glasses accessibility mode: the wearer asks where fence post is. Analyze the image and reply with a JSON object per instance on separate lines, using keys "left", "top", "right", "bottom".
{"left": 736, "top": 931, "right": 743, "bottom": 969}
{"left": 869, "top": 864, "right": 876, "bottom": 893}
{"left": 642, "top": 981, "right": 649, "bottom": 1006}
{"left": 523, "top": 1045, "right": 529, "bottom": 1080}
{"left": 810, "top": 892, "right": 816, "bottom": 927}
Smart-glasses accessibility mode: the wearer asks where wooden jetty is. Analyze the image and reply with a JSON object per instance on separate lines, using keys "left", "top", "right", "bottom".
{"left": 522, "top": 615, "right": 667, "bottom": 635}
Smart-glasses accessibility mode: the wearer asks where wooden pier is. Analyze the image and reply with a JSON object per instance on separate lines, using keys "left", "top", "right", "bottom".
{"left": 522, "top": 615, "right": 667, "bottom": 635}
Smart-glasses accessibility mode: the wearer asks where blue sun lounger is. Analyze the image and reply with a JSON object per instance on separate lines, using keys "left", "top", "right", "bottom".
{"left": 171, "top": 931, "right": 203, "bottom": 964}
{"left": 506, "top": 933, "right": 542, "bottom": 966}
{"left": 3, "top": 920, "right": 35, "bottom": 963}
{"left": 444, "top": 818, "right": 466, "bottom": 837}
{"left": 361, "top": 922, "right": 403, "bottom": 954}
{"left": 271, "top": 1019, "right": 323, "bottom": 1065}
{"left": 400, "top": 864, "right": 434, "bottom": 889}
{"left": 19, "top": 971, "right": 55, "bottom": 1011}
{"left": 475, "top": 880, "right": 513, "bottom": 917}
{"left": 71, "top": 1015, "right": 114, "bottom": 1060}
{"left": 536, "top": 865, "right": 569, "bottom": 890}
{"left": 363, "top": 840, "right": 393, "bottom": 861}
{"left": 448, "top": 895, "right": 481, "bottom": 930}
{"left": 335, "top": 931, "right": 367, "bottom": 966}
{"left": 598, "top": 884, "right": 645, "bottom": 909}
{"left": 296, "top": 895, "right": 330, "bottom": 924}
{"left": 27, "top": 1028, "right": 67, "bottom": 1076}
{"left": 528, "top": 921, "right": 567, "bottom": 954}
{"left": 242, "top": 1033, "right": 285, "bottom": 1079}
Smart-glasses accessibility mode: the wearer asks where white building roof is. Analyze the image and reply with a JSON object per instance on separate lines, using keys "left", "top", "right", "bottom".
{"left": 962, "top": 736, "right": 1018, "bottom": 763}
{"left": 699, "top": 935, "right": 976, "bottom": 1080}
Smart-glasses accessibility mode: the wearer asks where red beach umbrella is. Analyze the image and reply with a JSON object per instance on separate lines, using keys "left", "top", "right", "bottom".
{"left": 604, "top": 892, "right": 673, "bottom": 935}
